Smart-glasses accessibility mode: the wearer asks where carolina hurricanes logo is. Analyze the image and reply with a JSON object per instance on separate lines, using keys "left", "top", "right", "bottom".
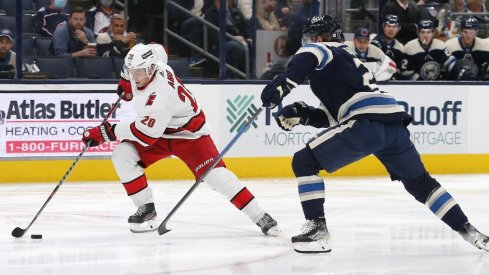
{"left": 146, "top": 93, "right": 156, "bottom": 106}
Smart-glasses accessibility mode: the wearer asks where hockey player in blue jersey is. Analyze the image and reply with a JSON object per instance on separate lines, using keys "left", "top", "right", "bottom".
{"left": 261, "top": 14, "right": 489, "bottom": 254}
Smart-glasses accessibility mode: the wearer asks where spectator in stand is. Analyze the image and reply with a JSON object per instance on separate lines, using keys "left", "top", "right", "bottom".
{"left": 96, "top": 15, "right": 136, "bottom": 57}
{"left": 0, "top": 28, "right": 16, "bottom": 77}
{"left": 371, "top": 14, "right": 409, "bottom": 79}
{"left": 235, "top": 0, "right": 252, "bottom": 21}
{"left": 35, "top": 0, "right": 69, "bottom": 37}
{"left": 284, "top": 0, "right": 312, "bottom": 56}
{"left": 257, "top": 0, "right": 282, "bottom": 30}
{"left": 52, "top": 7, "right": 96, "bottom": 57}
{"left": 204, "top": 0, "right": 249, "bottom": 78}
{"left": 274, "top": 0, "right": 291, "bottom": 29}
{"left": 380, "top": 0, "right": 422, "bottom": 44}
{"left": 446, "top": 16, "right": 489, "bottom": 80}
{"left": 180, "top": 0, "right": 208, "bottom": 67}
{"left": 88, "top": 0, "right": 122, "bottom": 35}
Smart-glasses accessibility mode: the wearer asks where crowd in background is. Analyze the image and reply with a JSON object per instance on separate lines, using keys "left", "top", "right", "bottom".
{"left": 0, "top": 0, "right": 489, "bottom": 80}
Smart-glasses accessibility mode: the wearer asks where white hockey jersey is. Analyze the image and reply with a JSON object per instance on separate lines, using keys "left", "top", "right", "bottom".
{"left": 344, "top": 41, "right": 396, "bottom": 81}
{"left": 114, "top": 64, "right": 210, "bottom": 146}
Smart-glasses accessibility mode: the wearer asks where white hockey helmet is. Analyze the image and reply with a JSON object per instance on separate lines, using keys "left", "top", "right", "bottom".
{"left": 124, "top": 43, "right": 159, "bottom": 79}
{"left": 147, "top": 43, "right": 168, "bottom": 65}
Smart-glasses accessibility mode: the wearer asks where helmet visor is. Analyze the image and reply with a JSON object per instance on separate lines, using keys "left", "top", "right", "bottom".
{"left": 127, "top": 68, "right": 148, "bottom": 79}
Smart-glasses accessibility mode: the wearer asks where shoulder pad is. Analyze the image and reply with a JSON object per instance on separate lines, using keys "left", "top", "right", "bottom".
{"left": 296, "top": 43, "right": 333, "bottom": 70}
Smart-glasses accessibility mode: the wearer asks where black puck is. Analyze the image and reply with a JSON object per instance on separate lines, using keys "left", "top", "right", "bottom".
{"left": 31, "top": 234, "right": 42, "bottom": 239}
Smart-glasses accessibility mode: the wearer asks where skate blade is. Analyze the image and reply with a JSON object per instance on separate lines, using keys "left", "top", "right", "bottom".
{"left": 129, "top": 219, "right": 157, "bottom": 233}
{"left": 293, "top": 239, "right": 332, "bottom": 254}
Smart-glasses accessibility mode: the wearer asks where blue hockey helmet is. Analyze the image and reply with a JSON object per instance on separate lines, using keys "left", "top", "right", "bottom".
{"left": 461, "top": 16, "right": 479, "bottom": 30}
{"left": 302, "top": 14, "right": 343, "bottom": 44}
{"left": 383, "top": 14, "right": 400, "bottom": 27}
{"left": 417, "top": 20, "right": 435, "bottom": 32}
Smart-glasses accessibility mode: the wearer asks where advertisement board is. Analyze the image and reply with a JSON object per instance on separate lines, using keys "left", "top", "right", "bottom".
{"left": 1, "top": 83, "right": 488, "bottom": 159}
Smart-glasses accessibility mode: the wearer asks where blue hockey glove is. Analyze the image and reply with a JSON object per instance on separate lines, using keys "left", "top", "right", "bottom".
{"left": 261, "top": 74, "right": 297, "bottom": 109}
{"left": 274, "top": 101, "right": 310, "bottom": 131}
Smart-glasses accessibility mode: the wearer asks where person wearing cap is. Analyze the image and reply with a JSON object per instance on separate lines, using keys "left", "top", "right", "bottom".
{"left": 371, "top": 14, "right": 410, "bottom": 79}
{"left": 0, "top": 28, "right": 16, "bottom": 77}
{"left": 446, "top": 16, "right": 489, "bottom": 80}
{"left": 344, "top": 27, "right": 396, "bottom": 81}
{"left": 404, "top": 19, "right": 475, "bottom": 80}
{"left": 35, "top": 0, "right": 69, "bottom": 37}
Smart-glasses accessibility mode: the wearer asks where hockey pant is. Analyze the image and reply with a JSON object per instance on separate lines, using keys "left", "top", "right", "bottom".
{"left": 111, "top": 136, "right": 265, "bottom": 223}
{"left": 292, "top": 118, "right": 468, "bottom": 231}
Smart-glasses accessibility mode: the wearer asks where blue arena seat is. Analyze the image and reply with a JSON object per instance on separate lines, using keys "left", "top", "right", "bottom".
{"left": 112, "top": 56, "right": 125, "bottom": 78}
{"left": 22, "top": 36, "right": 34, "bottom": 56}
{"left": 168, "top": 57, "right": 191, "bottom": 78}
{"left": 0, "top": 15, "right": 35, "bottom": 33}
{"left": 35, "top": 56, "right": 75, "bottom": 78}
{"left": 75, "top": 57, "right": 114, "bottom": 79}
{"left": 34, "top": 37, "right": 52, "bottom": 55}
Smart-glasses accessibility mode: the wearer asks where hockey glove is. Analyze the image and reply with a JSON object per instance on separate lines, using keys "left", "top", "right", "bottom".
{"left": 82, "top": 122, "right": 117, "bottom": 147}
{"left": 274, "top": 101, "right": 310, "bottom": 131}
{"left": 261, "top": 74, "right": 296, "bottom": 109}
{"left": 117, "top": 78, "right": 133, "bottom": 101}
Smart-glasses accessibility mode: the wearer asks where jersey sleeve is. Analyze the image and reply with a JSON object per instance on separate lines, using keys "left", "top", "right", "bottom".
{"left": 295, "top": 43, "right": 334, "bottom": 70}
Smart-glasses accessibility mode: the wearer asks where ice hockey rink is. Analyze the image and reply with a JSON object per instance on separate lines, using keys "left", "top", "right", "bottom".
{"left": 2, "top": 175, "right": 489, "bottom": 275}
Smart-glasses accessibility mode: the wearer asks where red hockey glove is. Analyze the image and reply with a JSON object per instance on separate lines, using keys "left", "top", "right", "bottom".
{"left": 82, "top": 122, "right": 117, "bottom": 147}
{"left": 117, "top": 78, "right": 133, "bottom": 101}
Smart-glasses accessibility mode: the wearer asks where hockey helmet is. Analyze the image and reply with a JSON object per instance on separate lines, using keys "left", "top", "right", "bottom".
{"left": 383, "top": 14, "right": 400, "bottom": 27}
{"left": 124, "top": 43, "right": 159, "bottom": 79}
{"left": 417, "top": 20, "right": 435, "bottom": 32}
{"left": 302, "top": 14, "right": 343, "bottom": 45}
{"left": 461, "top": 16, "right": 479, "bottom": 30}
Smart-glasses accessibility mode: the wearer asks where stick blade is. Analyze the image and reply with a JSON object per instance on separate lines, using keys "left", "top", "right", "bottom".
{"left": 12, "top": 227, "right": 25, "bottom": 238}
{"left": 158, "top": 224, "right": 171, "bottom": 235}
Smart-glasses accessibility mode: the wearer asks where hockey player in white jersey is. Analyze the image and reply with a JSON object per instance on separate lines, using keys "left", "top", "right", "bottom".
{"left": 344, "top": 27, "right": 396, "bottom": 81}
{"left": 82, "top": 43, "right": 280, "bottom": 235}
{"left": 446, "top": 16, "right": 489, "bottom": 80}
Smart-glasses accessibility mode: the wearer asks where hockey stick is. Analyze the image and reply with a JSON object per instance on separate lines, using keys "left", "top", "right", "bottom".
{"left": 11, "top": 94, "right": 123, "bottom": 238}
{"left": 158, "top": 107, "right": 263, "bottom": 235}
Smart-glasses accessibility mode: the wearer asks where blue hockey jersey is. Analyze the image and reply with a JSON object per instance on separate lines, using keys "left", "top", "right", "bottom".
{"left": 284, "top": 42, "right": 411, "bottom": 126}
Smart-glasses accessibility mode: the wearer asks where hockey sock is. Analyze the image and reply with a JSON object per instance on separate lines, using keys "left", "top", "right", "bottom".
{"left": 403, "top": 172, "right": 468, "bottom": 231}
{"left": 292, "top": 147, "right": 324, "bottom": 220}
{"left": 297, "top": 175, "right": 325, "bottom": 220}
{"left": 122, "top": 174, "right": 155, "bottom": 207}
{"left": 206, "top": 167, "right": 265, "bottom": 222}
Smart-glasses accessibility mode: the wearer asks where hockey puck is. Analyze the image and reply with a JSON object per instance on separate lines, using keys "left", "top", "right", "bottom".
{"left": 31, "top": 234, "right": 42, "bottom": 239}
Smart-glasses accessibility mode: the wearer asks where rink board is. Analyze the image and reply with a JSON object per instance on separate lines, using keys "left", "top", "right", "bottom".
{"left": 0, "top": 82, "right": 488, "bottom": 182}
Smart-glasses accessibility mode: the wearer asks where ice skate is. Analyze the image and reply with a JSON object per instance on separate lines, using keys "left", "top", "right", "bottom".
{"left": 291, "top": 217, "right": 331, "bottom": 253}
{"left": 256, "top": 213, "right": 281, "bottom": 236}
{"left": 128, "top": 203, "right": 157, "bottom": 233}
{"left": 458, "top": 222, "right": 489, "bottom": 252}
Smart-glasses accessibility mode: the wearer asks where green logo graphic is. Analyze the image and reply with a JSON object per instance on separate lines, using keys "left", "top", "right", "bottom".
{"left": 226, "top": 95, "right": 259, "bottom": 133}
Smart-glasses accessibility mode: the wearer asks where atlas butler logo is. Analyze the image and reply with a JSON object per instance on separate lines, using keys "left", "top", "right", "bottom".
{"left": 226, "top": 95, "right": 259, "bottom": 133}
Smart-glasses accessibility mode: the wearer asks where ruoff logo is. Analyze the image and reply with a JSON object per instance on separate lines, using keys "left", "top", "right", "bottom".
{"left": 142, "top": 50, "right": 153, "bottom": 59}
{"left": 226, "top": 95, "right": 258, "bottom": 133}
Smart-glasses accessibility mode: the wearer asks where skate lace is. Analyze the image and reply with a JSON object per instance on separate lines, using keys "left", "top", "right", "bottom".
{"left": 300, "top": 220, "right": 317, "bottom": 234}
{"left": 134, "top": 205, "right": 147, "bottom": 216}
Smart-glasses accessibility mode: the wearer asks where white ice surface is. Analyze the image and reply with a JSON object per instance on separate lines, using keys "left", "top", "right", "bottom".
{"left": 1, "top": 175, "right": 489, "bottom": 275}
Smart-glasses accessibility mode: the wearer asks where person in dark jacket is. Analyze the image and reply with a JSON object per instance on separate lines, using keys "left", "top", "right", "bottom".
{"left": 35, "top": 0, "right": 69, "bottom": 37}
{"left": 381, "top": 0, "right": 422, "bottom": 44}
{"left": 204, "top": 0, "right": 249, "bottom": 78}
